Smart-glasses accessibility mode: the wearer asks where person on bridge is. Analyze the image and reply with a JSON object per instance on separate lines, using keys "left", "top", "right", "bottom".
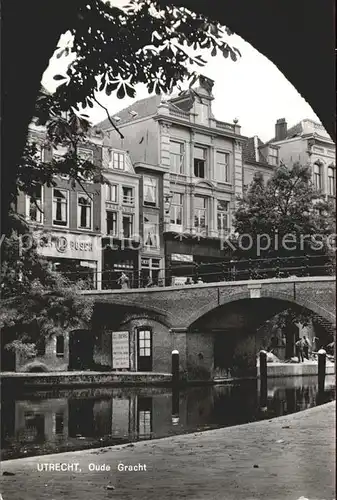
{"left": 295, "top": 338, "right": 304, "bottom": 363}
{"left": 117, "top": 272, "right": 129, "bottom": 290}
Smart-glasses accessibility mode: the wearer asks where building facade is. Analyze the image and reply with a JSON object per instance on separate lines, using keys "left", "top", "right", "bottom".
{"left": 269, "top": 118, "right": 336, "bottom": 200}
{"left": 100, "top": 142, "right": 140, "bottom": 289}
{"left": 242, "top": 135, "right": 279, "bottom": 188}
{"left": 98, "top": 76, "right": 246, "bottom": 284}
{"left": 16, "top": 121, "right": 104, "bottom": 290}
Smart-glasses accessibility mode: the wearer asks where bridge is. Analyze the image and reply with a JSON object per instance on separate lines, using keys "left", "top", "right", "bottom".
{"left": 80, "top": 276, "right": 335, "bottom": 381}
{"left": 84, "top": 276, "right": 336, "bottom": 329}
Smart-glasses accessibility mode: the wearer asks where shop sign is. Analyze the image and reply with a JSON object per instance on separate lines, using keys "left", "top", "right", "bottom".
{"left": 34, "top": 231, "right": 97, "bottom": 259}
{"left": 112, "top": 331, "right": 130, "bottom": 369}
{"left": 171, "top": 253, "right": 193, "bottom": 262}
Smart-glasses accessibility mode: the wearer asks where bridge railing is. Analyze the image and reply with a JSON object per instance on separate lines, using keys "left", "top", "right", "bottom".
{"left": 57, "top": 254, "right": 335, "bottom": 291}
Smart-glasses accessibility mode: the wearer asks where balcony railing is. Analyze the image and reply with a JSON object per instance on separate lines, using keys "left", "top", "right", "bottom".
{"left": 215, "top": 121, "right": 235, "bottom": 132}
{"left": 169, "top": 109, "right": 190, "bottom": 120}
{"left": 122, "top": 196, "right": 134, "bottom": 205}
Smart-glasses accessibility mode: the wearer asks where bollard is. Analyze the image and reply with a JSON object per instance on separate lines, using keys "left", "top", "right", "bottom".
{"left": 318, "top": 348, "right": 326, "bottom": 392}
{"left": 259, "top": 350, "right": 268, "bottom": 381}
{"left": 172, "top": 349, "right": 179, "bottom": 386}
{"left": 259, "top": 350, "right": 268, "bottom": 411}
{"left": 172, "top": 386, "right": 180, "bottom": 425}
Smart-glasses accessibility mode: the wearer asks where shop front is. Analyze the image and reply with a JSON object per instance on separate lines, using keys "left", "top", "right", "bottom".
{"left": 164, "top": 233, "right": 228, "bottom": 285}
{"left": 34, "top": 231, "right": 101, "bottom": 289}
{"left": 102, "top": 239, "right": 139, "bottom": 289}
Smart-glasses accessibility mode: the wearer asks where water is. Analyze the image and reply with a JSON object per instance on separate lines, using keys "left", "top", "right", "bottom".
{"left": 1, "top": 375, "right": 335, "bottom": 461}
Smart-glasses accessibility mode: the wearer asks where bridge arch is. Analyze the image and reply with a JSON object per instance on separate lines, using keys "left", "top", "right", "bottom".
{"left": 185, "top": 290, "right": 335, "bottom": 330}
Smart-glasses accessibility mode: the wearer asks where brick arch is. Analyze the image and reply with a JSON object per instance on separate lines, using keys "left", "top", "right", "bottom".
{"left": 119, "top": 313, "right": 171, "bottom": 329}
{"left": 22, "top": 362, "right": 49, "bottom": 373}
{"left": 97, "top": 298, "right": 169, "bottom": 319}
{"left": 184, "top": 289, "right": 335, "bottom": 329}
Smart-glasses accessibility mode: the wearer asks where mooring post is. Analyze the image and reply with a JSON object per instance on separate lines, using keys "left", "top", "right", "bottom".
{"left": 259, "top": 350, "right": 268, "bottom": 411}
{"left": 318, "top": 348, "right": 326, "bottom": 392}
{"left": 259, "top": 350, "right": 267, "bottom": 381}
{"left": 172, "top": 349, "right": 180, "bottom": 386}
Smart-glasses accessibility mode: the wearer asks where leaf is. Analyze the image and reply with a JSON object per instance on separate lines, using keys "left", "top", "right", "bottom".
{"left": 53, "top": 74, "right": 67, "bottom": 81}
{"left": 56, "top": 49, "right": 65, "bottom": 59}
{"left": 230, "top": 51, "right": 237, "bottom": 62}
{"left": 106, "top": 81, "right": 119, "bottom": 96}
{"left": 87, "top": 98, "right": 94, "bottom": 108}
{"left": 211, "top": 46, "right": 217, "bottom": 57}
{"left": 116, "top": 84, "right": 126, "bottom": 99}
{"left": 125, "top": 84, "right": 136, "bottom": 98}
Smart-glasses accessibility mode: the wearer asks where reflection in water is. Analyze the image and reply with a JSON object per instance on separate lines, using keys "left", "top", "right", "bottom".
{"left": 1, "top": 376, "right": 335, "bottom": 460}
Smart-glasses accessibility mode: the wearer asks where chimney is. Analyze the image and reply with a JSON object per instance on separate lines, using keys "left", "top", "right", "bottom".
{"left": 275, "top": 118, "right": 287, "bottom": 141}
{"left": 253, "top": 136, "right": 259, "bottom": 162}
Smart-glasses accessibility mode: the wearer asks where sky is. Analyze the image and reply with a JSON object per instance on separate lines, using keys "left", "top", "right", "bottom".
{"left": 41, "top": 0, "right": 320, "bottom": 143}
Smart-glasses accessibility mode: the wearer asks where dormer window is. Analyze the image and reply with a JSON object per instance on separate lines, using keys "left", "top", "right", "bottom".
{"left": 195, "top": 101, "right": 208, "bottom": 125}
{"left": 268, "top": 148, "right": 279, "bottom": 166}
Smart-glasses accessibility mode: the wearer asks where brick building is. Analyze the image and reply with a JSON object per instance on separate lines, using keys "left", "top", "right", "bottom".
{"left": 242, "top": 136, "right": 279, "bottom": 188}
{"left": 97, "top": 76, "right": 246, "bottom": 284}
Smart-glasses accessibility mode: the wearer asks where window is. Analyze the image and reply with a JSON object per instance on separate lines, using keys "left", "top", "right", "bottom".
{"left": 194, "top": 146, "right": 207, "bottom": 178}
{"left": 141, "top": 258, "right": 161, "bottom": 286}
{"left": 170, "top": 193, "right": 183, "bottom": 228}
{"left": 170, "top": 141, "right": 185, "bottom": 174}
{"left": 138, "top": 330, "right": 151, "bottom": 357}
{"left": 122, "top": 214, "right": 133, "bottom": 238}
{"left": 77, "top": 194, "right": 92, "bottom": 230}
{"left": 328, "top": 166, "right": 336, "bottom": 196}
{"left": 194, "top": 196, "right": 207, "bottom": 230}
{"left": 144, "top": 214, "right": 159, "bottom": 249}
{"left": 138, "top": 397, "right": 152, "bottom": 438}
{"left": 106, "top": 184, "right": 118, "bottom": 203}
{"left": 78, "top": 148, "right": 94, "bottom": 163}
{"left": 122, "top": 186, "right": 134, "bottom": 205}
{"left": 112, "top": 152, "right": 125, "bottom": 170}
{"left": 143, "top": 176, "right": 157, "bottom": 207}
{"left": 53, "top": 146, "right": 69, "bottom": 179}
{"left": 216, "top": 152, "right": 230, "bottom": 182}
{"left": 313, "top": 163, "right": 322, "bottom": 190}
{"left": 195, "top": 101, "right": 208, "bottom": 125}
{"left": 26, "top": 185, "right": 43, "bottom": 223}
{"left": 52, "top": 189, "right": 68, "bottom": 226}
{"left": 56, "top": 336, "right": 64, "bottom": 357}
{"left": 217, "top": 200, "right": 230, "bottom": 235}
{"left": 268, "top": 149, "right": 279, "bottom": 166}
{"left": 107, "top": 211, "right": 117, "bottom": 236}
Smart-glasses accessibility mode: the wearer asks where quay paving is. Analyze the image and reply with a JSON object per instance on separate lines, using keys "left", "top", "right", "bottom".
{"left": 1, "top": 401, "right": 335, "bottom": 500}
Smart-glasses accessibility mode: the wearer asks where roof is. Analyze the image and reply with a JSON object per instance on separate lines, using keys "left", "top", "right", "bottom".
{"left": 96, "top": 94, "right": 162, "bottom": 129}
{"left": 268, "top": 119, "right": 331, "bottom": 144}
{"left": 96, "top": 76, "right": 215, "bottom": 130}
{"left": 242, "top": 137, "right": 269, "bottom": 165}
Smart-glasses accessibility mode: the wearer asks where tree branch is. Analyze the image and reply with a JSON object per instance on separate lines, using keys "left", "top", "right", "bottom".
{"left": 92, "top": 97, "right": 124, "bottom": 139}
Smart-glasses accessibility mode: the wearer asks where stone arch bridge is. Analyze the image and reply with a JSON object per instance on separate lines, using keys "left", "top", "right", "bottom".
{"left": 83, "top": 276, "right": 335, "bottom": 380}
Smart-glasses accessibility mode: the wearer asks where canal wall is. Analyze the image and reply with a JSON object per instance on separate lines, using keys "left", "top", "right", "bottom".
{"left": 0, "top": 371, "right": 172, "bottom": 389}
{"left": 257, "top": 361, "right": 335, "bottom": 378}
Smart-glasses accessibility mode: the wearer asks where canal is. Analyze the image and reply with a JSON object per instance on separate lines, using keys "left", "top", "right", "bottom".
{"left": 1, "top": 375, "right": 335, "bottom": 461}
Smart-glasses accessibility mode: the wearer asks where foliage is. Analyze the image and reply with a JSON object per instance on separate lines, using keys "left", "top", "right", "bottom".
{"left": 232, "top": 163, "right": 335, "bottom": 264}
{"left": 0, "top": 232, "right": 94, "bottom": 355}
{"left": 10, "top": 0, "right": 238, "bottom": 206}
{"left": 231, "top": 162, "right": 336, "bottom": 339}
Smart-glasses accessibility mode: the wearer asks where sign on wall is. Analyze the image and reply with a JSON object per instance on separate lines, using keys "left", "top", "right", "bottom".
{"left": 112, "top": 331, "right": 130, "bottom": 369}
{"left": 34, "top": 231, "right": 98, "bottom": 260}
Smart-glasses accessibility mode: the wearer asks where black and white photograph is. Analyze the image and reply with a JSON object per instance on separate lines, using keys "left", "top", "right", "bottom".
{"left": 1, "top": 1, "right": 335, "bottom": 499}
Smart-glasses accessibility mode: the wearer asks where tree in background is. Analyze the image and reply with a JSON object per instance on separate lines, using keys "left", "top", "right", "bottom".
{"left": 231, "top": 162, "right": 335, "bottom": 277}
